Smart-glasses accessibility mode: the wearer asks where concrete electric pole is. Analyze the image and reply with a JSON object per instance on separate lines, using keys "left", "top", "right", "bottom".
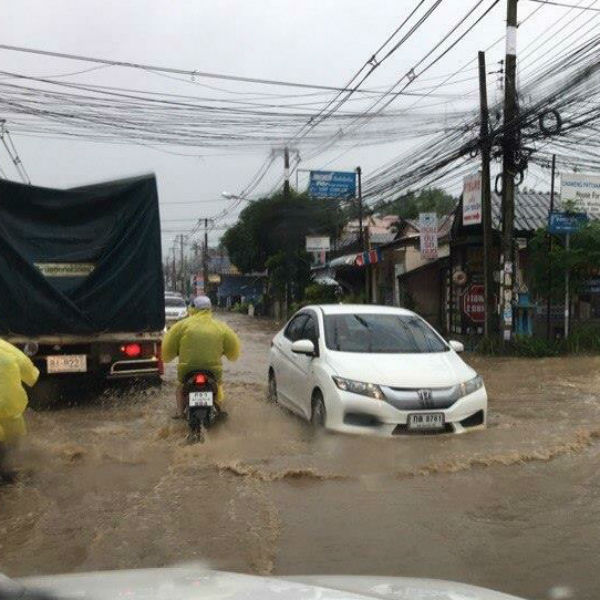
{"left": 499, "top": 0, "right": 518, "bottom": 344}
{"left": 478, "top": 51, "right": 494, "bottom": 339}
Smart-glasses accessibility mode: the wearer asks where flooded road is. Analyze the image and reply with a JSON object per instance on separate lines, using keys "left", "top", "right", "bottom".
{"left": 1, "top": 312, "right": 600, "bottom": 600}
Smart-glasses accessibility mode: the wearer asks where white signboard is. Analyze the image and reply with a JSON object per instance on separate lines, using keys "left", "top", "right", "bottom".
{"left": 462, "top": 173, "right": 482, "bottom": 226}
{"left": 419, "top": 212, "right": 438, "bottom": 259}
{"left": 560, "top": 173, "right": 600, "bottom": 219}
{"left": 305, "top": 236, "right": 331, "bottom": 252}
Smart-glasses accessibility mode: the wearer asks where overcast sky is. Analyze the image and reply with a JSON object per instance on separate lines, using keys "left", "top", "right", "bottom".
{"left": 0, "top": 0, "right": 582, "bottom": 255}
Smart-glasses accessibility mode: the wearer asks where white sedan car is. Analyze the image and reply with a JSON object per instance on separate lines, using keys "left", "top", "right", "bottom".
{"left": 165, "top": 295, "right": 188, "bottom": 325}
{"left": 268, "top": 304, "right": 487, "bottom": 436}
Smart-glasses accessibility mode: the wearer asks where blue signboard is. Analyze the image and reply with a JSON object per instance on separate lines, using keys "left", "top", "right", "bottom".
{"left": 309, "top": 170, "right": 356, "bottom": 199}
{"left": 584, "top": 278, "right": 600, "bottom": 293}
{"left": 548, "top": 211, "right": 588, "bottom": 234}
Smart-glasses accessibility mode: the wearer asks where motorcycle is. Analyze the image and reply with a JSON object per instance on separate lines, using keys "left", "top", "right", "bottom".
{"left": 182, "top": 370, "right": 221, "bottom": 443}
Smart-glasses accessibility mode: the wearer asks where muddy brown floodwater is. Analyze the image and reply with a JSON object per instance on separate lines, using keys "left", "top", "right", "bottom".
{"left": 2, "top": 312, "right": 600, "bottom": 600}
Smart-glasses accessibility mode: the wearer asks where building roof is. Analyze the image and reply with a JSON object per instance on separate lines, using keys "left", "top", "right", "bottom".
{"left": 491, "top": 190, "right": 554, "bottom": 232}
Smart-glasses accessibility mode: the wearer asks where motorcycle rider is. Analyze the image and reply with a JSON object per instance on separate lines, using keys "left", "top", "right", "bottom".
{"left": 162, "top": 295, "right": 241, "bottom": 418}
{"left": 0, "top": 339, "right": 39, "bottom": 482}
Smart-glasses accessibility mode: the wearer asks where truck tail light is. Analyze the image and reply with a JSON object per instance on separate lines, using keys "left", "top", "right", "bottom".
{"left": 121, "top": 343, "right": 142, "bottom": 358}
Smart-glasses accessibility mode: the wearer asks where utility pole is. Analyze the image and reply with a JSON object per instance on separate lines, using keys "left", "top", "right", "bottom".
{"left": 356, "top": 166, "right": 368, "bottom": 302}
{"left": 546, "top": 154, "right": 556, "bottom": 339}
{"left": 478, "top": 51, "right": 494, "bottom": 339}
{"left": 283, "top": 146, "right": 290, "bottom": 199}
{"left": 203, "top": 218, "right": 209, "bottom": 297}
{"left": 499, "top": 0, "right": 518, "bottom": 344}
{"left": 179, "top": 234, "right": 185, "bottom": 294}
{"left": 283, "top": 146, "right": 292, "bottom": 314}
{"left": 564, "top": 232, "right": 570, "bottom": 339}
{"left": 356, "top": 167, "right": 364, "bottom": 250}
{"left": 171, "top": 245, "right": 177, "bottom": 290}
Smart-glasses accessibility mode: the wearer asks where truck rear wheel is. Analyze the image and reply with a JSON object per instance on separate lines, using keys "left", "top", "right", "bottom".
{"left": 28, "top": 378, "right": 62, "bottom": 410}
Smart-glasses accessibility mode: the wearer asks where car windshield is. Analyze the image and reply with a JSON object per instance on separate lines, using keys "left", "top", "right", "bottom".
{"left": 324, "top": 313, "right": 448, "bottom": 353}
{"left": 165, "top": 297, "right": 186, "bottom": 308}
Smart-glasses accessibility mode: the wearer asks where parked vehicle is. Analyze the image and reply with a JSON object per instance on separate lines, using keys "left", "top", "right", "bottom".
{"left": 165, "top": 295, "right": 188, "bottom": 325}
{"left": 182, "top": 369, "right": 221, "bottom": 442}
{"left": 164, "top": 290, "right": 184, "bottom": 299}
{"left": 268, "top": 304, "right": 487, "bottom": 436}
{"left": 0, "top": 175, "right": 165, "bottom": 396}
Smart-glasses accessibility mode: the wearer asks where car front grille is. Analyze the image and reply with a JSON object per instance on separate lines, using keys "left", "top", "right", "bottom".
{"left": 381, "top": 385, "right": 460, "bottom": 411}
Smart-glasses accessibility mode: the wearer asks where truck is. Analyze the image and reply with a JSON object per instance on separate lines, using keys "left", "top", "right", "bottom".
{"left": 0, "top": 174, "right": 165, "bottom": 398}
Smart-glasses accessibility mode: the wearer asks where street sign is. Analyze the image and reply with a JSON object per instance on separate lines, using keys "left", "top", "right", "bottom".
{"left": 309, "top": 170, "right": 356, "bottom": 199}
{"left": 560, "top": 173, "right": 600, "bottom": 219}
{"left": 548, "top": 211, "right": 588, "bottom": 234}
{"left": 462, "top": 173, "right": 482, "bottom": 226}
{"left": 305, "top": 236, "right": 331, "bottom": 252}
{"left": 419, "top": 212, "right": 438, "bottom": 259}
{"left": 191, "top": 274, "right": 204, "bottom": 295}
{"left": 463, "top": 284, "right": 485, "bottom": 323}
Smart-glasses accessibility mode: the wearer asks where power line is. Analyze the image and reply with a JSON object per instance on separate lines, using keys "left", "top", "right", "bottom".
{"left": 0, "top": 42, "right": 472, "bottom": 95}
{"left": 527, "top": 0, "right": 600, "bottom": 10}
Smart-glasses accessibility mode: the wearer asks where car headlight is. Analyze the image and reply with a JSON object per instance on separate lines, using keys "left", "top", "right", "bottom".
{"left": 332, "top": 376, "right": 385, "bottom": 400}
{"left": 459, "top": 375, "right": 484, "bottom": 397}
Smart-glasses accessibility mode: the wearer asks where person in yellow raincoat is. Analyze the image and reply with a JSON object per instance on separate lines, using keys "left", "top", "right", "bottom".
{"left": 0, "top": 338, "right": 39, "bottom": 479}
{"left": 162, "top": 295, "right": 241, "bottom": 418}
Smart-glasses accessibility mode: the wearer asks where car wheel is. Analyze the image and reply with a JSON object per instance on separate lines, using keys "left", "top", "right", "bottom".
{"left": 267, "top": 370, "right": 278, "bottom": 403}
{"left": 311, "top": 391, "right": 326, "bottom": 427}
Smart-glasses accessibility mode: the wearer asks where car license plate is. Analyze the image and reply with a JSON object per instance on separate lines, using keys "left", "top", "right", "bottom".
{"left": 47, "top": 355, "right": 87, "bottom": 374}
{"left": 407, "top": 413, "right": 445, "bottom": 430}
{"left": 189, "top": 391, "right": 213, "bottom": 407}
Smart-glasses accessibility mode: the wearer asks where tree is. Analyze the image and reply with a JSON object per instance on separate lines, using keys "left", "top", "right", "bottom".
{"left": 222, "top": 189, "right": 341, "bottom": 300}
{"left": 375, "top": 187, "right": 456, "bottom": 219}
{"left": 529, "top": 221, "right": 600, "bottom": 300}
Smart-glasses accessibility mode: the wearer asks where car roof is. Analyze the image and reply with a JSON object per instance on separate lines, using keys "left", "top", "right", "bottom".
{"left": 303, "top": 304, "right": 416, "bottom": 317}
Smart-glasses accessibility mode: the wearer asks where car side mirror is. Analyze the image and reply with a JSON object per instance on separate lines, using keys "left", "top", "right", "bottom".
{"left": 291, "top": 339, "right": 316, "bottom": 356}
{"left": 448, "top": 340, "right": 464, "bottom": 353}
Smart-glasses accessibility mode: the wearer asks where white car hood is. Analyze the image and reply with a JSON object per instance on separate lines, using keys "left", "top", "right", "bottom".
{"left": 326, "top": 350, "right": 475, "bottom": 388}
{"left": 11, "top": 568, "right": 525, "bottom": 600}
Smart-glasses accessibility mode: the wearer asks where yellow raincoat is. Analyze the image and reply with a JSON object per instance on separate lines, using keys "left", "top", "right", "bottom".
{"left": 162, "top": 309, "right": 241, "bottom": 404}
{"left": 0, "top": 339, "right": 39, "bottom": 443}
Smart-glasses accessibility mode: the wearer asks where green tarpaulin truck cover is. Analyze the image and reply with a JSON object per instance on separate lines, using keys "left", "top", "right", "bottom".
{"left": 0, "top": 174, "right": 164, "bottom": 335}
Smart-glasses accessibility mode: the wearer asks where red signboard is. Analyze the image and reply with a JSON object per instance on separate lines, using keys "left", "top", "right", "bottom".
{"left": 462, "top": 284, "right": 485, "bottom": 323}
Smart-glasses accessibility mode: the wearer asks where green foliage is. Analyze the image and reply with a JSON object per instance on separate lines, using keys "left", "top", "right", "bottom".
{"left": 222, "top": 189, "right": 341, "bottom": 273}
{"left": 375, "top": 187, "right": 457, "bottom": 219}
{"left": 339, "top": 291, "right": 366, "bottom": 304}
{"left": 231, "top": 301, "right": 249, "bottom": 314}
{"left": 475, "top": 324, "right": 600, "bottom": 357}
{"left": 303, "top": 283, "right": 338, "bottom": 304}
{"left": 566, "top": 323, "right": 600, "bottom": 353}
{"left": 529, "top": 221, "right": 600, "bottom": 299}
{"left": 222, "top": 189, "right": 341, "bottom": 302}
{"left": 265, "top": 250, "right": 312, "bottom": 301}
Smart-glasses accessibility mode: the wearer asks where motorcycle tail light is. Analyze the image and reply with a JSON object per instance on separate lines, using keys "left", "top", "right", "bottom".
{"left": 194, "top": 373, "right": 207, "bottom": 385}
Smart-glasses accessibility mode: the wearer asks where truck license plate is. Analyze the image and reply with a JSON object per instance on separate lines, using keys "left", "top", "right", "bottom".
{"left": 407, "top": 413, "right": 445, "bottom": 430}
{"left": 189, "top": 391, "right": 213, "bottom": 407}
{"left": 47, "top": 355, "right": 87, "bottom": 374}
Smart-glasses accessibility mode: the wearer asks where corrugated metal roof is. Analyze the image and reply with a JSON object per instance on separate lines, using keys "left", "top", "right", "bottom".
{"left": 369, "top": 231, "right": 396, "bottom": 244}
{"left": 491, "top": 190, "right": 556, "bottom": 232}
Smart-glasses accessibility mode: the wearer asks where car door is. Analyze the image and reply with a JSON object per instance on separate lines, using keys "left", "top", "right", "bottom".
{"left": 287, "top": 311, "right": 320, "bottom": 420}
{"left": 274, "top": 313, "right": 309, "bottom": 411}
